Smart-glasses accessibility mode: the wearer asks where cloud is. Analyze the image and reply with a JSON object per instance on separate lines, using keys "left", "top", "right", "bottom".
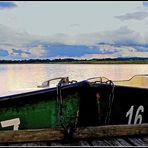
{"left": 97, "top": 44, "right": 137, "bottom": 54}
{"left": 0, "top": 1, "right": 17, "bottom": 9}
{"left": 0, "top": 24, "right": 48, "bottom": 59}
{"left": 0, "top": 24, "right": 47, "bottom": 50}
{"left": 45, "top": 26, "right": 146, "bottom": 46}
{"left": 84, "top": 49, "right": 148, "bottom": 60}
{"left": 115, "top": 11, "right": 148, "bottom": 21}
{"left": 0, "top": 24, "right": 144, "bottom": 49}
{"left": 84, "top": 53, "right": 117, "bottom": 59}
{"left": 84, "top": 51, "right": 148, "bottom": 59}
{"left": 28, "top": 45, "right": 47, "bottom": 58}
{"left": 1, "top": 45, "right": 47, "bottom": 60}
{"left": 0, "top": 24, "right": 148, "bottom": 60}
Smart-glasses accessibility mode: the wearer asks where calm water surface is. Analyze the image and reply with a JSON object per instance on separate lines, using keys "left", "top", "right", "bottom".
{"left": 0, "top": 64, "right": 147, "bottom": 95}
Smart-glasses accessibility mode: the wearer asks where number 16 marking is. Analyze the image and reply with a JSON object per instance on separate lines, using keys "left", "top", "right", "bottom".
{"left": 126, "top": 105, "right": 144, "bottom": 125}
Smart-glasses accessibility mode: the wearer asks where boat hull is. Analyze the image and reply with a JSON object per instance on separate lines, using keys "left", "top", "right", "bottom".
{"left": 109, "top": 86, "right": 148, "bottom": 125}
{"left": 0, "top": 81, "right": 88, "bottom": 130}
{"left": 0, "top": 80, "right": 147, "bottom": 131}
{"left": 77, "top": 83, "right": 148, "bottom": 127}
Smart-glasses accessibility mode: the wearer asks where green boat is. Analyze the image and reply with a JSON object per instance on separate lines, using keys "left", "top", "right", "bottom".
{"left": 0, "top": 75, "right": 148, "bottom": 133}
{"left": 0, "top": 77, "right": 85, "bottom": 132}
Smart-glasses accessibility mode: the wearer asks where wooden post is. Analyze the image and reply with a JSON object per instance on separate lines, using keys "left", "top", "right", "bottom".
{"left": 74, "top": 124, "right": 148, "bottom": 139}
{"left": 0, "top": 124, "right": 147, "bottom": 143}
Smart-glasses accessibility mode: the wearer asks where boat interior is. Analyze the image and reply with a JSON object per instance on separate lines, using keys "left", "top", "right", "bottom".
{"left": 1, "top": 75, "right": 148, "bottom": 98}
{"left": 114, "top": 74, "right": 148, "bottom": 88}
{"left": 87, "top": 75, "right": 148, "bottom": 89}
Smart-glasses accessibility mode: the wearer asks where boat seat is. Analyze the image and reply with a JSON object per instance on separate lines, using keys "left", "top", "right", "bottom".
{"left": 114, "top": 75, "right": 148, "bottom": 88}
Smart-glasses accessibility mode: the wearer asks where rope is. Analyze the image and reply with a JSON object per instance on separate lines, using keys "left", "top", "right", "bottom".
{"left": 104, "top": 80, "right": 115, "bottom": 125}
{"left": 57, "top": 81, "right": 65, "bottom": 130}
{"left": 87, "top": 77, "right": 115, "bottom": 124}
{"left": 56, "top": 76, "right": 115, "bottom": 136}
{"left": 87, "top": 77, "right": 115, "bottom": 125}
{"left": 56, "top": 78, "right": 77, "bottom": 139}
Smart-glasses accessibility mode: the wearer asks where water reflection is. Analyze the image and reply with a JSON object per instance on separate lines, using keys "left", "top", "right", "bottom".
{"left": 0, "top": 64, "right": 147, "bottom": 95}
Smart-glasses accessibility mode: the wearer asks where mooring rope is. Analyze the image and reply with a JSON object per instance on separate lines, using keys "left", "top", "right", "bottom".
{"left": 104, "top": 80, "right": 115, "bottom": 125}
{"left": 56, "top": 78, "right": 77, "bottom": 139}
{"left": 87, "top": 77, "right": 115, "bottom": 125}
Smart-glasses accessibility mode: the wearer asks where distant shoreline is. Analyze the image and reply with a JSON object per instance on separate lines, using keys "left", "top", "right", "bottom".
{"left": 0, "top": 59, "right": 148, "bottom": 64}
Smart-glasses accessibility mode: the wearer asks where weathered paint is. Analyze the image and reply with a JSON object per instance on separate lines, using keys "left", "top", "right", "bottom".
{"left": 0, "top": 93, "right": 79, "bottom": 130}
{"left": 0, "top": 80, "right": 88, "bottom": 131}
{"left": 77, "top": 82, "right": 148, "bottom": 127}
{"left": 0, "top": 79, "right": 148, "bottom": 131}
{"left": 1, "top": 118, "right": 20, "bottom": 130}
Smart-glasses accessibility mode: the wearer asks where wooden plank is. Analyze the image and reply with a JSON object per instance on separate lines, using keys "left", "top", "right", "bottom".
{"left": 142, "top": 136, "right": 148, "bottom": 143}
{"left": 0, "top": 124, "right": 147, "bottom": 143}
{"left": 77, "top": 140, "right": 90, "bottom": 146}
{"left": 0, "top": 128, "right": 64, "bottom": 143}
{"left": 128, "top": 137, "right": 148, "bottom": 146}
{"left": 91, "top": 140, "right": 112, "bottom": 146}
{"left": 8, "top": 142, "right": 48, "bottom": 146}
{"left": 105, "top": 138, "right": 132, "bottom": 146}
{"left": 73, "top": 124, "right": 148, "bottom": 139}
{"left": 50, "top": 142, "right": 63, "bottom": 146}
{"left": 115, "top": 138, "right": 132, "bottom": 146}
{"left": 136, "top": 137, "right": 148, "bottom": 145}
{"left": 103, "top": 139, "right": 115, "bottom": 146}
{"left": 50, "top": 140, "right": 90, "bottom": 146}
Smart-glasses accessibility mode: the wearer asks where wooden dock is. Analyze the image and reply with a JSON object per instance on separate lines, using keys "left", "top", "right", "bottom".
{"left": 5, "top": 135, "right": 148, "bottom": 146}
{"left": 0, "top": 124, "right": 148, "bottom": 146}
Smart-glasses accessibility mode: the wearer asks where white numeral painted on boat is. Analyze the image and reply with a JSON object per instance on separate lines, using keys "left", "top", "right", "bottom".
{"left": 1, "top": 118, "right": 20, "bottom": 130}
{"left": 126, "top": 105, "right": 134, "bottom": 125}
{"left": 126, "top": 105, "right": 144, "bottom": 125}
{"left": 134, "top": 105, "right": 144, "bottom": 124}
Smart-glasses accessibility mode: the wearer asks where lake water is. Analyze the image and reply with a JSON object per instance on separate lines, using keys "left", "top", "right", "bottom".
{"left": 0, "top": 64, "right": 147, "bottom": 95}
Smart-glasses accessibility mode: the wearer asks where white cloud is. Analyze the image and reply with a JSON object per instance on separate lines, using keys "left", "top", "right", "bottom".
{"left": 115, "top": 11, "right": 148, "bottom": 21}
{"left": 0, "top": 1, "right": 142, "bottom": 36}
{"left": 84, "top": 43, "right": 148, "bottom": 59}
{"left": 0, "top": 24, "right": 42, "bottom": 48}
{"left": 21, "top": 53, "right": 29, "bottom": 59}
{"left": 47, "top": 26, "right": 148, "bottom": 46}
{"left": 117, "top": 51, "right": 148, "bottom": 58}
{"left": 84, "top": 54, "right": 117, "bottom": 59}
{"left": 0, "top": 24, "right": 48, "bottom": 59}
{"left": 1, "top": 1, "right": 148, "bottom": 59}
{"left": 97, "top": 44, "right": 137, "bottom": 53}
{"left": 48, "top": 55, "right": 83, "bottom": 60}
{"left": 0, "top": 24, "right": 147, "bottom": 47}
{"left": 0, "top": 23, "right": 148, "bottom": 59}
{"left": 28, "top": 45, "right": 47, "bottom": 58}
{"left": 85, "top": 51, "right": 148, "bottom": 59}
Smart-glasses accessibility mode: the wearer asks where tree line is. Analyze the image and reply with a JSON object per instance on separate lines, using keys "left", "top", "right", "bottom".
{"left": 0, "top": 57, "right": 148, "bottom": 64}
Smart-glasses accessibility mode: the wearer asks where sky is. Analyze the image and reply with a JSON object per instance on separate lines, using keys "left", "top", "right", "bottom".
{"left": 0, "top": 1, "right": 148, "bottom": 60}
